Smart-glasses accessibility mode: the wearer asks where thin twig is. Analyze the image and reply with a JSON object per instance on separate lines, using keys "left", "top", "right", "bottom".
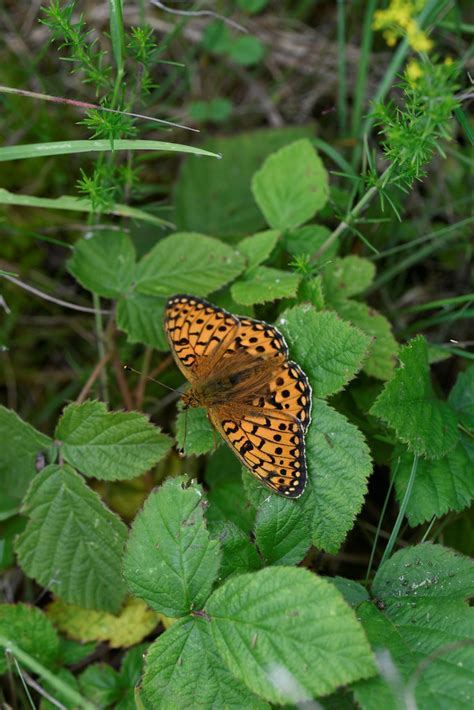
{"left": 17, "top": 668, "right": 67, "bottom": 710}
{"left": 150, "top": 0, "right": 248, "bottom": 33}
{"left": 76, "top": 352, "right": 111, "bottom": 404}
{"left": 112, "top": 353, "right": 135, "bottom": 410}
{"left": 1, "top": 274, "right": 111, "bottom": 314}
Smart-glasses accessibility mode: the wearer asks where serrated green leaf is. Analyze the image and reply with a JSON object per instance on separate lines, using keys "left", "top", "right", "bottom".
{"left": 117, "top": 292, "right": 168, "bottom": 350}
{"left": 58, "top": 637, "right": 97, "bottom": 666}
{"left": 329, "top": 577, "right": 370, "bottom": 607}
{"left": 277, "top": 306, "right": 371, "bottom": 398}
{"left": 370, "top": 336, "right": 459, "bottom": 459}
{"left": 231, "top": 266, "right": 301, "bottom": 306}
{"left": 449, "top": 365, "right": 474, "bottom": 428}
{"left": 16, "top": 465, "right": 127, "bottom": 612}
{"left": 285, "top": 224, "right": 334, "bottom": 258}
{"left": 55, "top": 400, "right": 172, "bottom": 481}
{"left": 176, "top": 405, "right": 216, "bottom": 456}
{"left": 174, "top": 127, "right": 315, "bottom": 239}
{"left": 322, "top": 256, "right": 375, "bottom": 300}
{"left": 254, "top": 495, "right": 311, "bottom": 566}
{"left": 237, "top": 230, "right": 280, "bottom": 270}
{"left": 142, "top": 617, "right": 267, "bottom": 709}
{"left": 207, "top": 567, "right": 376, "bottom": 703}
{"left": 206, "top": 448, "right": 257, "bottom": 534}
{"left": 303, "top": 400, "right": 372, "bottom": 553}
{"left": 136, "top": 232, "right": 245, "bottom": 296}
{"left": 394, "top": 435, "right": 474, "bottom": 526}
{"left": 210, "top": 521, "right": 261, "bottom": 580}
{"left": 67, "top": 229, "right": 136, "bottom": 299}
{"left": 123, "top": 477, "right": 221, "bottom": 617}
{"left": 252, "top": 139, "right": 329, "bottom": 230}
{"left": 355, "top": 544, "right": 474, "bottom": 710}
{"left": 47, "top": 597, "right": 158, "bottom": 648}
{"left": 0, "top": 604, "right": 59, "bottom": 674}
{"left": 333, "top": 299, "right": 398, "bottom": 381}
{"left": 0, "top": 406, "right": 52, "bottom": 499}
{"left": 79, "top": 663, "right": 119, "bottom": 707}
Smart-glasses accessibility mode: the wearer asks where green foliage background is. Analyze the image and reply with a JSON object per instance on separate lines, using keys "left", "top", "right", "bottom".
{"left": 0, "top": 1, "right": 473, "bottom": 708}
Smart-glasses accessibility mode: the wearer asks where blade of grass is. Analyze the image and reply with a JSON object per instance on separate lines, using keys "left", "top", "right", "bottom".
{"left": 351, "top": 0, "right": 377, "bottom": 139}
{"left": 365, "top": 461, "right": 398, "bottom": 583}
{"left": 403, "top": 293, "right": 474, "bottom": 313}
{"left": 336, "top": 0, "right": 347, "bottom": 134}
{"left": 0, "top": 139, "right": 221, "bottom": 162}
{"left": 454, "top": 107, "right": 474, "bottom": 146}
{"left": 311, "top": 137, "right": 357, "bottom": 177}
{"left": 380, "top": 454, "right": 419, "bottom": 567}
{"left": 0, "top": 188, "right": 173, "bottom": 227}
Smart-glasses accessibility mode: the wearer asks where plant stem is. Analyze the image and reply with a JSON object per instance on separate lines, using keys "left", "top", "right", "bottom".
{"left": 365, "top": 463, "right": 398, "bottom": 583}
{"left": 351, "top": 0, "right": 376, "bottom": 139}
{"left": 380, "top": 454, "right": 419, "bottom": 567}
{"left": 337, "top": 0, "right": 347, "bottom": 134}
{"left": 0, "top": 637, "right": 95, "bottom": 710}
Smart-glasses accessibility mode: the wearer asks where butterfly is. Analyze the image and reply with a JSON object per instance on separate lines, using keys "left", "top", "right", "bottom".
{"left": 164, "top": 294, "right": 312, "bottom": 498}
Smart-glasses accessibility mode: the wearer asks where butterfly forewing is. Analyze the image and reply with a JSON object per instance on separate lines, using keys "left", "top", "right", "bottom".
{"left": 164, "top": 294, "right": 311, "bottom": 498}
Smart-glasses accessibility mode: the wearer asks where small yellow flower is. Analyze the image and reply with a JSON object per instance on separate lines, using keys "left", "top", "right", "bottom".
{"left": 444, "top": 56, "right": 454, "bottom": 66}
{"left": 372, "top": 0, "right": 433, "bottom": 52}
{"left": 406, "top": 59, "right": 423, "bottom": 84}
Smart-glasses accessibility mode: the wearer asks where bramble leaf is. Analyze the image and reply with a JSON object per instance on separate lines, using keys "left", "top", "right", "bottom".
{"left": 207, "top": 567, "right": 376, "bottom": 703}
{"left": 394, "top": 435, "right": 474, "bottom": 526}
{"left": 303, "top": 400, "right": 372, "bottom": 553}
{"left": 68, "top": 229, "right": 135, "bottom": 299}
{"left": 136, "top": 233, "right": 245, "bottom": 296}
{"left": 141, "top": 618, "right": 267, "bottom": 709}
{"left": 231, "top": 266, "right": 301, "bottom": 306}
{"left": 322, "top": 256, "right": 375, "bottom": 300}
{"left": 15, "top": 464, "right": 127, "bottom": 612}
{"left": 370, "top": 336, "right": 459, "bottom": 458}
{"left": 237, "top": 230, "right": 280, "bottom": 270}
{"left": 254, "top": 495, "right": 311, "bottom": 566}
{"left": 0, "top": 406, "right": 52, "bottom": 499}
{"left": 123, "top": 477, "right": 221, "bottom": 617}
{"left": 55, "top": 400, "right": 172, "bottom": 481}
{"left": 277, "top": 305, "right": 371, "bottom": 398}
{"left": 284, "top": 224, "right": 334, "bottom": 258}
{"left": 210, "top": 521, "right": 261, "bottom": 580}
{"left": 0, "top": 604, "right": 59, "bottom": 674}
{"left": 47, "top": 597, "right": 158, "bottom": 649}
{"left": 354, "top": 544, "right": 474, "bottom": 710}
{"left": 448, "top": 364, "right": 474, "bottom": 428}
{"left": 252, "top": 139, "right": 329, "bottom": 230}
{"left": 176, "top": 405, "right": 216, "bottom": 456}
{"left": 117, "top": 292, "right": 168, "bottom": 350}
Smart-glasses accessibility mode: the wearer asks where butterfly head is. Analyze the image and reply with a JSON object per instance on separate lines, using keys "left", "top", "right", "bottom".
{"left": 181, "top": 388, "right": 203, "bottom": 409}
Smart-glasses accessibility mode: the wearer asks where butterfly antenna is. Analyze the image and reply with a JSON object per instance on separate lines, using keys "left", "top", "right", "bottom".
{"left": 123, "top": 365, "right": 178, "bottom": 393}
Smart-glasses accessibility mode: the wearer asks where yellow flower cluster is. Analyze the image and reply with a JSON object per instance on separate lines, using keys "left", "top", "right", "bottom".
{"left": 373, "top": 0, "right": 433, "bottom": 52}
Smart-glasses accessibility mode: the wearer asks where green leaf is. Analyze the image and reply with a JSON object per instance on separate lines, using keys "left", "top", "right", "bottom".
{"left": 174, "top": 127, "right": 315, "bottom": 239}
{"left": 15, "top": 464, "right": 127, "bottom": 612}
{"left": 80, "top": 663, "right": 119, "bottom": 707}
{"left": 116, "top": 292, "right": 168, "bottom": 350}
{"left": 136, "top": 233, "right": 245, "bottom": 297}
{"left": 394, "top": 435, "right": 474, "bottom": 526}
{"left": 228, "top": 35, "right": 265, "bottom": 66}
{"left": 237, "top": 0, "right": 269, "bottom": 13}
{"left": 370, "top": 336, "right": 459, "bottom": 459}
{"left": 210, "top": 521, "right": 261, "bottom": 581}
{"left": 0, "top": 406, "right": 52, "bottom": 499}
{"left": 67, "top": 229, "right": 136, "bottom": 299}
{"left": 285, "top": 224, "right": 334, "bottom": 258}
{"left": 333, "top": 299, "right": 398, "bottom": 381}
{"left": 252, "top": 139, "right": 329, "bottom": 230}
{"left": 355, "top": 544, "right": 474, "bottom": 710}
{"left": 254, "top": 495, "right": 311, "bottom": 566}
{"left": 237, "top": 230, "right": 280, "bottom": 270}
{"left": 176, "top": 405, "right": 216, "bottom": 456}
{"left": 322, "top": 256, "right": 375, "bottom": 300}
{"left": 303, "top": 400, "right": 372, "bottom": 553}
{"left": 277, "top": 306, "right": 371, "bottom": 398}
{"left": 449, "top": 365, "right": 474, "bottom": 428}
{"left": 231, "top": 266, "right": 301, "bottom": 306}
{"left": 141, "top": 617, "right": 267, "bottom": 709}
{"left": 123, "top": 477, "right": 221, "bottom": 617}
{"left": 207, "top": 567, "right": 376, "bottom": 703}
{"left": 329, "top": 577, "right": 370, "bottom": 607}
{"left": 0, "top": 604, "right": 59, "bottom": 674}
{"left": 58, "top": 638, "right": 97, "bottom": 667}
{"left": 188, "top": 98, "right": 232, "bottom": 124}
{"left": 205, "top": 447, "right": 257, "bottom": 534}
{"left": 55, "top": 400, "right": 172, "bottom": 481}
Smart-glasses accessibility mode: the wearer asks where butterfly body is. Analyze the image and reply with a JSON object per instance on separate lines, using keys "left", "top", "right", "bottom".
{"left": 165, "top": 294, "right": 312, "bottom": 498}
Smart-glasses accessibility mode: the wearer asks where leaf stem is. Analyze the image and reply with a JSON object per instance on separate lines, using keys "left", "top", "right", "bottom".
{"left": 380, "top": 454, "right": 419, "bottom": 567}
{"left": 0, "top": 637, "right": 95, "bottom": 710}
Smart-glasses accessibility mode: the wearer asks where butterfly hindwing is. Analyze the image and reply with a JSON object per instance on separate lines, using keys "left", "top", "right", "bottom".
{"left": 251, "top": 360, "right": 312, "bottom": 432}
{"left": 208, "top": 407, "right": 307, "bottom": 498}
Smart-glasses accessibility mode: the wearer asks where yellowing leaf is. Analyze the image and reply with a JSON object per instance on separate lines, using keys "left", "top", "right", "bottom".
{"left": 47, "top": 597, "right": 159, "bottom": 649}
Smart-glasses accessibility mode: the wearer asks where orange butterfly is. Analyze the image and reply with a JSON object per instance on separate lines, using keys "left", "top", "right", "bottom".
{"left": 164, "top": 295, "right": 312, "bottom": 498}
